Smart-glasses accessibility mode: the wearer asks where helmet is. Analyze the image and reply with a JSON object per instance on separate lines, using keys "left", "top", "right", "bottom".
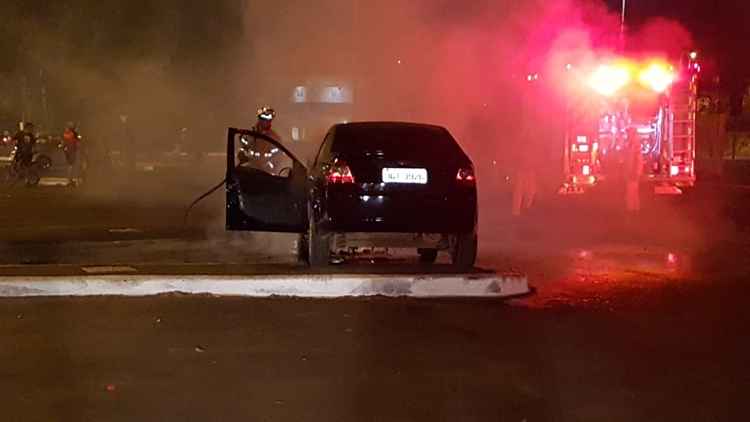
{"left": 257, "top": 106, "right": 276, "bottom": 122}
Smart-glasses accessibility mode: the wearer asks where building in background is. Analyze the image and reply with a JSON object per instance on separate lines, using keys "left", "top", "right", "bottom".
{"left": 286, "top": 80, "right": 354, "bottom": 142}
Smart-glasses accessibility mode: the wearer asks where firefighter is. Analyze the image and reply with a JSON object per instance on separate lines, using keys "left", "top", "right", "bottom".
{"left": 624, "top": 127, "right": 644, "bottom": 213}
{"left": 512, "top": 76, "right": 541, "bottom": 217}
{"left": 253, "top": 107, "right": 280, "bottom": 141}
{"left": 239, "top": 107, "right": 290, "bottom": 176}
{"left": 119, "top": 114, "right": 135, "bottom": 172}
{"left": 511, "top": 142, "right": 538, "bottom": 217}
{"left": 62, "top": 123, "right": 81, "bottom": 186}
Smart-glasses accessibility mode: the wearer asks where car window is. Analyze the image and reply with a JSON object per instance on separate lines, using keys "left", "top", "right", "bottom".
{"left": 332, "top": 124, "right": 466, "bottom": 160}
{"left": 314, "top": 131, "right": 334, "bottom": 168}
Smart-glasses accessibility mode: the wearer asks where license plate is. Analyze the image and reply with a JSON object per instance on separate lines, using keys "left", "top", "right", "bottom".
{"left": 382, "top": 168, "right": 428, "bottom": 184}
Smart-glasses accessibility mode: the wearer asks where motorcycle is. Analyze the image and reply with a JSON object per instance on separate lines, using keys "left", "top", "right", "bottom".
{"left": 4, "top": 146, "right": 41, "bottom": 187}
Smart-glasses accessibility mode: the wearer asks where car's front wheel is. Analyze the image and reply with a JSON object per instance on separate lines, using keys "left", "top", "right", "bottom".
{"left": 450, "top": 232, "right": 477, "bottom": 271}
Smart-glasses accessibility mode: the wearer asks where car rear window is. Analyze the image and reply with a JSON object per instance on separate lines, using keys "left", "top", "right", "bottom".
{"left": 332, "top": 124, "right": 466, "bottom": 159}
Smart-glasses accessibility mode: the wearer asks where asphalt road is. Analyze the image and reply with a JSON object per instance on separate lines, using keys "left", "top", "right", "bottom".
{"left": 2, "top": 274, "right": 749, "bottom": 421}
{"left": 2, "top": 169, "right": 750, "bottom": 420}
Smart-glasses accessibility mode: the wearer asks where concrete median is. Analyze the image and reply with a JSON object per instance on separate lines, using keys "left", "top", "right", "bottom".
{"left": 0, "top": 272, "right": 529, "bottom": 299}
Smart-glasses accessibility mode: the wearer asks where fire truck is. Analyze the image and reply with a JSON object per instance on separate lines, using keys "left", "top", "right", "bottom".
{"left": 559, "top": 52, "right": 700, "bottom": 195}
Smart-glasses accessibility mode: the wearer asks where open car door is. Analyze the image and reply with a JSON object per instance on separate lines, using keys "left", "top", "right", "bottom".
{"left": 226, "top": 128, "right": 308, "bottom": 233}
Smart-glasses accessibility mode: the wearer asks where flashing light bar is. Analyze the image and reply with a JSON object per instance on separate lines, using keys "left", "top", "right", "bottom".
{"left": 586, "top": 59, "right": 677, "bottom": 96}
{"left": 588, "top": 64, "right": 631, "bottom": 97}
{"left": 638, "top": 63, "right": 675, "bottom": 93}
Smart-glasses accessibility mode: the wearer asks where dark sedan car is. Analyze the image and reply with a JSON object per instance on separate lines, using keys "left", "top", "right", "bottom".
{"left": 225, "top": 122, "right": 478, "bottom": 270}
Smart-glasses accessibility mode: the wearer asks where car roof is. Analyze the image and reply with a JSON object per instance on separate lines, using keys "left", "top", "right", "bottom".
{"left": 332, "top": 121, "right": 447, "bottom": 132}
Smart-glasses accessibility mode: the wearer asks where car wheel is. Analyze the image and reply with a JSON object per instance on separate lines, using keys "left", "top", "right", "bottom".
{"left": 25, "top": 172, "right": 40, "bottom": 187}
{"left": 296, "top": 233, "right": 309, "bottom": 264}
{"left": 417, "top": 248, "right": 438, "bottom": 264}
{"left": 37, "top": 155, "right": 52, "bottom": 170}
{"left": 307, "top": 205, "right": 330, "bottom": 268}
{"left": 450, "top": 232, "right": 477, "bottom": 271}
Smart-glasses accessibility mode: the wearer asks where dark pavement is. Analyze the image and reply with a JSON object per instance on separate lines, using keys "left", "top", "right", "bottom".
{"left": 2, "top": 277, "right": 749, "bottom": 421}
{"left": 2, "top": 170, "right": 750, "bottom": 420}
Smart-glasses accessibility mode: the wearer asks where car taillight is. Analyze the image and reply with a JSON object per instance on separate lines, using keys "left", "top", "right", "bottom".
{"left": 326, "top": 160, "right": 355, "bottom": 184}
{"left": 456, "top": 168, "right": 476, "bottom": 183}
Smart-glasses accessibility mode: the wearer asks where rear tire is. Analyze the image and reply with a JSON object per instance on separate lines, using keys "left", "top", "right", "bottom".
{"left": 450, "top": 232, "right": 477, "bottom": 272}
{"left": 296, "top": 233, "right": 309, "bottom": 264}
{"left": 418, "top": 248, "right": 438, "bottom": 264}
{"left": 25, "top": 170, "right": 40, "bottom": 187}
{"left": 307, "top": 204, "right": 330, "bottom": 268}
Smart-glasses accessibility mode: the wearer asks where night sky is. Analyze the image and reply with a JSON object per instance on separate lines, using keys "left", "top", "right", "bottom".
{"left": 2, "top": 1, "right": 748, "bottom": 81}
{"left": 0, "top": 0, "right": 748, "bottom": 125}
{"left": 606, "top": 0, "right": 750, "bottom": 86}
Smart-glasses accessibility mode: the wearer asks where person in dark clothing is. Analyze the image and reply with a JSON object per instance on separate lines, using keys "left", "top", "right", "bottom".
{"left": 12, "top": 121, "right": 36, "bottom": 168}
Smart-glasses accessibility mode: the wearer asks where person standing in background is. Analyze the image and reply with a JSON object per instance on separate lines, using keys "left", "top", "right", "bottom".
{"left": 119, "top": 114, "right": 135, "bottom": 172}
{"left": 511, "top": 133, "right": 539, "bottom": 217}
{"left": 62, "top": 124, "right": 80, "bottom": 186}
{"left": 624, "top": 127, "right": 644, "bottom": 214}
{"left": 512, "top": 74, "right": 542, "bottom": 217}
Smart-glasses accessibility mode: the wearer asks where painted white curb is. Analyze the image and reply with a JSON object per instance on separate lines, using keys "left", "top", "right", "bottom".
{"left": 38, "top": 177, "right": 70, "bottom": 187}
{"left": 0, "top": 273, "right": 529, "bottom": 299}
